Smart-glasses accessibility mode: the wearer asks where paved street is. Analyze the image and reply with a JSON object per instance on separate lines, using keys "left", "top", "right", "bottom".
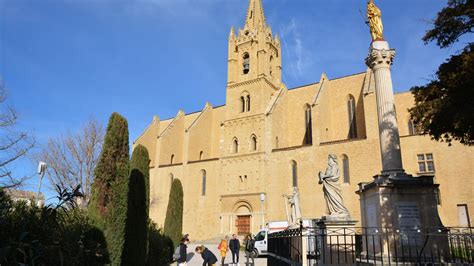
{"left": 184, "top": 243, "right": 266, "bottom": 266}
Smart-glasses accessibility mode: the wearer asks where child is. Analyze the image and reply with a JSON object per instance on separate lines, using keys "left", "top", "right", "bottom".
{"left": 177, "top": 238, "right": 189, "bottom": 265}
{"left": 195, "top": 245, "right": 218, "bottom": 266}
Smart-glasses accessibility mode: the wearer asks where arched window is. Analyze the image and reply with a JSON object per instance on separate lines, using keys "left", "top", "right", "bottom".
{"left": 170, "top": 154, "right": 175, "bottom": 165}
{"left": 199, "top": 151, "right": 204, "bottom": 160}
{"left": 232, "top": 138, "right": 239, "bottom": 153}
{"left": 304, "top": 104, "right": 313, "bottom": 145}
{"left": 342, "top": 154, "right": 350, "bottom": 183}
{"left": 240, "top": 92, "right": 250, "bottom": 113}
{"left": 201, "top": 170, "right": 207, "bottom": 196}
{"left": 246, "top": 95, "right": 251, "bottom": 112}
{"left": 243, "top": 53, "right": 250, "bottom": 74}
{"left": 291, "top": 160, "right": 298, "bottom": 187}
{"left": 347, "top": 95, "right": 358, "bottom": 139}
{"left": 250, "top": 135, "right": 257, "bottom": 151}
{"left": 269, "top": 55, "right": 274, "bottom": 76}
{"left": 408, "top": 120, "right": 418, "bottom": 135}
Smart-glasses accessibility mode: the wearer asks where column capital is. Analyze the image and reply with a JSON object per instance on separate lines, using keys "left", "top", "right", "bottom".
{"left": 365, "top": 47, "right": 396, "bottom": 69}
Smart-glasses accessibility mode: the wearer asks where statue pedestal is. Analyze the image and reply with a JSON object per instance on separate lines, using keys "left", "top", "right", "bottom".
{"left": 309, "top": 216, "right": 358, "bottom": 265}
{"left": 357, "top": 173, "right": 448, "bottom": 263}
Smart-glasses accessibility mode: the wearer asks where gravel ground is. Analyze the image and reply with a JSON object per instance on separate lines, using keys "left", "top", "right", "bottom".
{"left": 181, "top": 243, "right": 267, "bottom": 266}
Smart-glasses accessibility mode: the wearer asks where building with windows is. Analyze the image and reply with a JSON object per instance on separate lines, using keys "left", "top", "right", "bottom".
{"left": 134, "top": 0, "right": 473, "bottom": 240}
{"left": 6, "top": 189, "right": 44, "bottom": 207}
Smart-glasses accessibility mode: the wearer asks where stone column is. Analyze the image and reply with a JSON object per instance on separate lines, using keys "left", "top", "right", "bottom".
{"left": 365, "top": 41, "right": 404, "bottom": 175}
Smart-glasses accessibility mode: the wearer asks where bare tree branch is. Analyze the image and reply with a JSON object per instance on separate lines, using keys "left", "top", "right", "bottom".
{"left": 37, "top": 118, "right": 104, "bottom": 208}
{"left": 0, "top": 83, "right": 35, "bottom": 188}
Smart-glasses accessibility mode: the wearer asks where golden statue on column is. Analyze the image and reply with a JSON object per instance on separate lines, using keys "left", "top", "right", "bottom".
{"left": 367, "top": 0, "right": 384, "bottom": 41}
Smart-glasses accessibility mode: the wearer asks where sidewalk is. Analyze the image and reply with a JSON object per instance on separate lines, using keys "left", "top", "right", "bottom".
{"left": 184, "top": 243, "right": 266, "bottom": 266}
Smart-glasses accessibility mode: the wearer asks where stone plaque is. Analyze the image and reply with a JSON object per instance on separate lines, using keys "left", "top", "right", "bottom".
{"left": 397, "top": 203, "right": 420, "bottom": 228}
{"left": 366, "top": 203, "right": 377, "bottom": 228}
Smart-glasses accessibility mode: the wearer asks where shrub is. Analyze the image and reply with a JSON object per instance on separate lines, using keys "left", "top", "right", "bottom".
{"left": 0, "top": 186, "right": 109, "bottom": 265}
{"left": 146, "top": 221, "right": 174, "bottom": 266}
{"left": 122, "top": 145, "right": 150, "bottom": 265}
{"left": 163, "top": 178, "right": 184, "bottom": 248}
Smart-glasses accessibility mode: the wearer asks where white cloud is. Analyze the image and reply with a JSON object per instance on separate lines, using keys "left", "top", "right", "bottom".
{"left": 279, "top": 17, "right": 313, "bottom": 80}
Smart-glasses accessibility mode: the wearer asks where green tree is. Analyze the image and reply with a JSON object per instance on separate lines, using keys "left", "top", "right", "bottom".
{"left": 409, "top": 0, "right": 473, "bottom": 145}
{"left": 163, "top": 178, "right": 184, "bottom": 248}
{"left": 88, "top": 112, "right": 130, "bottom": 265}
{"left": 146, "top": 221, "right": 174, "bottom": 266}
{"left": 123, "top": 145, "right": 150, "bottom": 265}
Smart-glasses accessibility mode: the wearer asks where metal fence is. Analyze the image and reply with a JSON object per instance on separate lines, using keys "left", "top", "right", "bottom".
{"left": 268, "top": 227, "right": 473, "bottom": 265}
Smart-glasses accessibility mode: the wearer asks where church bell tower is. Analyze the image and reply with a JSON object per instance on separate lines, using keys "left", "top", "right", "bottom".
{"left": 227, "top": 0, "right": 282, "bottom": 86}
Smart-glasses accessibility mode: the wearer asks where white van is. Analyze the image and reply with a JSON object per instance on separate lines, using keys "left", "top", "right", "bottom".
{"left": 251, "top": 220, "right": 314, "bottom": 257}
{"left": 252, "top": 221, "right": 288, "bottom": 257}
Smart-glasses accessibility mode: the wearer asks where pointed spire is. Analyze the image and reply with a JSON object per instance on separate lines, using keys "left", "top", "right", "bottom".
{"left": 245, "top": 0, "right": 266, "bottom": 29}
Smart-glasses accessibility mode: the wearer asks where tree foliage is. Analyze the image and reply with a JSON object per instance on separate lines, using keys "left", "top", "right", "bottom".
{"left": 409, "top": 0, "right": 474, "bottom": 145}
{"left": 122, "top": 145, "right": 150, "bottom": 265}
{"left": 422, "top": 0, "right": 474, "bottom": 48}
{"left": 39, "top": 118, "right": 104, "bottom": 208}
{"left": 0, "top": 85, "right": 34, "bottom": 188}
{"left": 0, "top": 186, "right": 109, "bottom": 265}
{"left": 146, "top": 221, "right": 174, "bottom": 266}
{"left": 163, "top": 178, "right": 184, "bottom": 248}
{"left": 88, "top": 112, "right": 130, "bottom": 265}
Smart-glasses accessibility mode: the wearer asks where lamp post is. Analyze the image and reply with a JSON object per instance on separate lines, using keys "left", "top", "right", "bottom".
{"left": 260, "top": 193, "right": 265, "bottom": 229}
{"left": 37, "top": 161, "right": 47, "bottom": 204}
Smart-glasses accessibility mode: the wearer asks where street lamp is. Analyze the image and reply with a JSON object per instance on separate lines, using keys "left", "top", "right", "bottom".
{"left": 260, "top": 193, "right": 266, "bottom": 229}
{"left": 37, "top": 161, "right": 47, "bottom": 203}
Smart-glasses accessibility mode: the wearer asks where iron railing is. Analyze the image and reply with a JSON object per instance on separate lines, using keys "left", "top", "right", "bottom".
{"left": 268, "top": 227, "right": 473, "bottom": 265}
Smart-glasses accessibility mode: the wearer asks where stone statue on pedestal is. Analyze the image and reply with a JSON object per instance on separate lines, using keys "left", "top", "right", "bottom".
{"left": 318, "top": 154, "right": 350, "bottom": 217}
{"left": 283, "top": 186, "right": 302, "bottom": 227}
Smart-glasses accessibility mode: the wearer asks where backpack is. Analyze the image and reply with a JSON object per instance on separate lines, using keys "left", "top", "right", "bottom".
{"left": 172, "top": 246, "right": 181, "bottom": 261}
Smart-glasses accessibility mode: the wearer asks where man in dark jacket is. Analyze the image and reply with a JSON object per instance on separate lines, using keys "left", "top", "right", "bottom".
{"left": 229, "top": 234, "right": 241, "bottom": 264}
{"left": 195, "top": 245, "right": 218, "bottom": 266}
{"left": 177, "top": 238, "right": 189, "bottom": 265}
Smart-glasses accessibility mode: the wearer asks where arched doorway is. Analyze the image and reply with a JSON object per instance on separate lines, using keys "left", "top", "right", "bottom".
{"left": 234, "top": 202, "right": 252, "bottom": 236}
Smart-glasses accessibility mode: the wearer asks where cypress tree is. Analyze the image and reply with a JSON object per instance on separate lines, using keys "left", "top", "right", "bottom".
{"left": 123, "top": 145, "right": 150, "bottom": 265}
{"left": 163, "top": 178, "right": 184, "bottom": 248}
{"left": 88, "top": 112, "right": 130, "bottom": 265}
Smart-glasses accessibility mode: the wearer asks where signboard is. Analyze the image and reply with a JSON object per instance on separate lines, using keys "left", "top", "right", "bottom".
{"left": 366, "top": 203, "right": 377, "bottom": 228}
{"left": 397, "top": 202, "right": 421, "bottom": 228}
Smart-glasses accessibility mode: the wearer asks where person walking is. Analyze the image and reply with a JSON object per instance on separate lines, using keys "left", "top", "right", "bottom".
{"left": 244, "top": 234, "right": 255, "bottom": 265}
{"left": 218, "top": 236, "right": 229, "bottom": 265}
{"left": 177, "top": 237, "right": 189, "bottom": 265}
{"left": 229, "top": 234, "right": 240, "bottom": 265}
{"left": 195, "top": 245, "right": 218, "bottom": 266}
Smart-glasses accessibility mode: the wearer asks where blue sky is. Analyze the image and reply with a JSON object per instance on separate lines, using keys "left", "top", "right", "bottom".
{"left": 0, "top": 0, "right": 464, "bottom": 196}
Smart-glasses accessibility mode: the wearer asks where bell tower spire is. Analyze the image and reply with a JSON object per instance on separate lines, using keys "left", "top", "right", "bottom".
{"left": 226, "top": 0, "right": 282, "bottom": 85}
{"left": 245, "top": 0, "right": 266, "bottom": 30}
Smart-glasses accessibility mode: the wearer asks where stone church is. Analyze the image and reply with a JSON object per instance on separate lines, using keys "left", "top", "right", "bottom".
{"left": 134, "top": 0, "right": 473, "bottom": 240}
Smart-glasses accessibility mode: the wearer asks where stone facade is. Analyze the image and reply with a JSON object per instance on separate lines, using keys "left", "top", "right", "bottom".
{"left": 134, "top": 0, "right": 474, "bottom": 240}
